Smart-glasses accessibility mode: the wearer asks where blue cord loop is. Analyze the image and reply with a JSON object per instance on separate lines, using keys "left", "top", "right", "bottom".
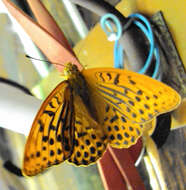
{"left": 100, "top": 13, "right": 160, "bottom": 79}
{"left": 100, "top": 14, "right": 123, "bottom": 68}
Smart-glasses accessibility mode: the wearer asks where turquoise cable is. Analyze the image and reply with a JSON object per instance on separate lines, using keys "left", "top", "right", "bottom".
{"left": 100, "top": 13, "right": 160, "bottom": 79}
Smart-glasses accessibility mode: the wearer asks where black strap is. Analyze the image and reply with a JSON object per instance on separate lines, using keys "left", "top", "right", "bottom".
{"left": 3, "top": 160, "right": 24, "bottom": 177}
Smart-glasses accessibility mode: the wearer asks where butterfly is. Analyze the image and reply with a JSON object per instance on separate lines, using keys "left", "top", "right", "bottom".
{"left": 23, "top": 63, "right": 181, "bottom": 176}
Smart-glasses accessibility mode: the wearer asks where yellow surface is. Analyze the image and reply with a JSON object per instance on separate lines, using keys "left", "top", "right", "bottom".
{"left": 74, "top": 26, "right": 114, "bottom": 68}
{"left": 133, "top": 0, "right": 186, "bottom": 69}
{"left": 73, "top": 0, "right": 186, "bottom": 129}
{"left": 171, "top": 98, "right": 186, "bottom": 128}
{"left": 74, "top": 0, "right": 186, "bottom": 69}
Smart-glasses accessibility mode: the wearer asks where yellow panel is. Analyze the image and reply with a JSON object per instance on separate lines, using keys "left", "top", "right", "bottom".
{"left": 73, "top": 0, "right": 186, "bottom": 129}
{"left": 74, "top": 0, "right": 186, "bottom": 69}
{"left": 133, "top": 0, "right": 186, "bottom": 69}
{"left": 171, "top": 98, "right": 186, "bottom": 128}
{"left": 74, "top": 26, "right": 114, "bottom": 68}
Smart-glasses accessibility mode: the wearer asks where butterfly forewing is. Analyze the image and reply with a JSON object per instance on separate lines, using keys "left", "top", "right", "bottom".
{"left": 81, "top": 68, "right": 180, "bottom": 148}
{"left": 23, "top": 81, "right": 75, "bottom": 176}
{"left": 82, "top": 68, "right": 181, "bottom": 124}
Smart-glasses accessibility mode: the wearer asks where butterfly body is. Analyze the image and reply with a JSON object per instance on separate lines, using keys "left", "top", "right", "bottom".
{"left": 23, "top": 63, "right": 181, "bottom": 176}
{"left": 64, "top": 63, "right": 98, "bottom": 121}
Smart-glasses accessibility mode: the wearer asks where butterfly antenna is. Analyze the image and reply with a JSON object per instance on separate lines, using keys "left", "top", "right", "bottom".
{"left": 3, "top": 160, "right": 24, "bottom": 177}
{"left": 25, "top": 54, "right": 65, "bottom": 67}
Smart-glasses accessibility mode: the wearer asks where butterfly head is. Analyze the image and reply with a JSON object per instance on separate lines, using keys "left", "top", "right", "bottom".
{"left": 64, "top": 63, "right": 79, "bottom": 79}
{"left": 64, "top": 63, "right": 79, "bottom": 80}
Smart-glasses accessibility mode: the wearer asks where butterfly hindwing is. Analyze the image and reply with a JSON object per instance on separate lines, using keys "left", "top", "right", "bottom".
{"left": 23, "top": 81, "right": 75, "bottom": 176}
{"left": 68, "top": 95, "right": 108, "bottom": 166}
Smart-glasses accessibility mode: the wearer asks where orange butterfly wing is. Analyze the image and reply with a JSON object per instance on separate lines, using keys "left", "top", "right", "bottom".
{"left": 23, "top": 66, "right": 181, "bottom": 175}
{"left": 23, "top": 81, "right": 75, "bottom": 176}
{"left": 68, "top": 95, "right": 108, "bottom": 166}
{"left": 81, "top": 68, "right": 181, "bottom": 148}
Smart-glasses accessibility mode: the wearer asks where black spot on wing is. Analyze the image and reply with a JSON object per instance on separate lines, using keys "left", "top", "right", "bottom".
{"left": 126, "top": 107, "right": 131, "bottom": 112}
{"left": 128, "top": 100, "right": 135, "bottom": 106}
{"left": 135, "top": 96, "right": 141, "bottom": 102}
{"left": 75, "top": 120, "right": 82, "bottom": 125}
{"left": 124, "top": 132, "right": 129, "bottom": 138}
{"left": 57, "top": 135, "right": 62, "bottom": 142}
{"left": 110, "top": 135, "right": 115, "bottom": 140}
{"left": 107, "top": 126, "right": 111, "bottom": 131}
{"left": 90, "top": 147, "right": 96, "bottom": 154}
{"left": 42, "top": 146, "right": 46, "bottom": 150}
{"left": 105, "top": 105, "right": 110, "bottom": 112}
{"left": 80, "top": 145, "right": 84, "bottom": 150}
{"left": 121, "top": 116, "right": 127, "bottom": 123}
{"left": 96, "top": 142, "right": 102, "bottom": 147}
{"left": 74, "top": 139, "right": 79, "bottom": 146}
{"left": 36, "top": 151, "right": 40, "bottom": 157}
{"left": 106, "top": 73, "right": 112, "bottom": 80}
{"left": 137, "top": 90, "right": 143, "bottom": 95}
{"left": 129, "top": 126, "right": 133, "bottom": 131}
{"left": 38, "top": 120, "right": 44, "bottom": 132}
{"left": 85, "top": 139, "right": 90, "bottom": 145}
{"left": 49, "top": 138, "right": 54, "bottom": 145}
{"left": 101, "top": 135, "right": 107, "bottom": 141}
{"left": 114, "top": 125, "right": 119, "bottom": 131}
{"left": 77, "top": 132, "right": 88, "bottom": 138}
{"left": 91, "top": 134, "right": 96, "bottom": 139}
{"left": 146, "top": 96, "right": 150, "bottom": 100}
{"left": 148, "top": 113, "right": 153, "bottom": 118}
{"left": 49, "top": 102, "right": 55, "bottom": 108}
{"left": 82, "top": 159, "right": 88, "bottom": 165}
{"left": 110, "top": 115, "right": 119, "bottom": 123}
{"left": 131, "top": 136, "right": 135, "bottom": 143}
{"left": 42, "top": 136, "right": 48, "bottom": 142}
{"left": 49, "top": 125, "right": 55, "bottom": 130}
{"left": 90, "top": 156, "right": 96, "bottom": 162}
{"left": 50, "top": 150, "right": 54, "bottom": 156}
{"left": 57, "top": 149, "right": 62, "bottom": 155}
{"left": 54, "top": 96, "right": 61, "bottom": 104}
{"left": 114, "top": 74, "right": 120, "bottom": 85}
{"left": 129, "top": 79, "right": 136, "bottom": 85}
{"left": 139, "top": 109, "right": 144, "bottom": 114}
{"left": 153, "top": 95, "right": 158, "bottom": 99}
{"left": 132, "top": 113, "right": 137, "bottom": 118}
{"left": 99, "top": 72, "right": 105, "bottom": 82}
{"left": 144, "top": 104, "right": 150, "bottom": 110}
{"left": 43, "top": 110, "right": 55, "bottom": 116}
{"left": 117, "top": 134, "right": 123, "bottom": 140}
{"left": 84, "top": 152, "right": 89, "bottom": 157}
{"left": 76, "top": 151, "right": 81, "bottom": 157}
